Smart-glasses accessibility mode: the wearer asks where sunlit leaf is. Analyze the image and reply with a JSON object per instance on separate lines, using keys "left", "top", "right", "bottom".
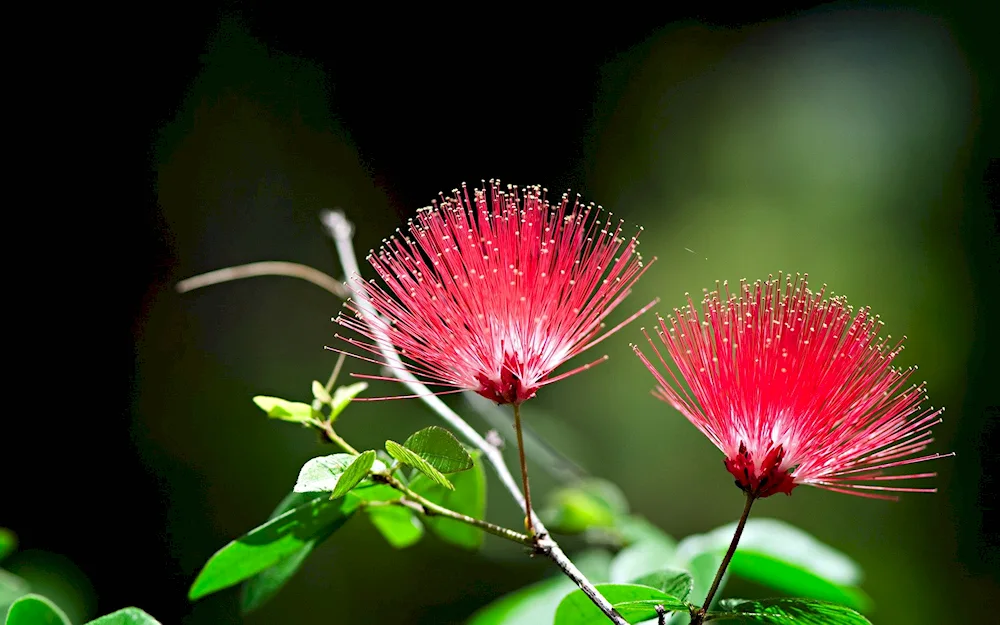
{"left": 292, "top": 453, "right": 385, "bottom": 495}
{"left": 86, "top": 607, "right": 162, "bottom": 624}
{"left": 347, "top": 484, "right": 403, "bottom": 504}
{"left": 293, "top": 454, "right": 355, "bottom": 493}
{"left": 610, "top": 531, "right": 676, "bottom": 583}
{"left": 366, "top": 506, "right": 424, "bottom": 548}
{"left": 468, "top": 551, "right": 612, "bottom": 625}
{"left": 675, "top": 519, "right": 867, "bottom": 609}
{"left": 190, "top": 494, "right": 358, "bottom": 601}
{"left": 554, "top": 583, "right": 688, "bottom": 625}
{"left": 682, "top": 551, "right": 725, "bottom": 610}
{"left": 0, "top": 569, "right": 29, "bottom": 611}
{"left": 241, "top": 544, "right": 313, "bottom": 615}
{"left": 630, "top": 570, "right": 693, "bottom": 602}
{"left": 329, "top": 383, "right": 368, "bottom": 421}
{"left": 576, "top": 479, "right": 630, "bottom": 516}
{"left": 5, "top": 594, "right": 69, "bottom": 625}
{"left": 331, "top": 451, "right": 378, "bottom": 499}
{"left": 410, "top": 451, "right": 487, "bottom": 549}
{"left": 543, "top": 479, "right": 628, "bottom": 535}
{"left": 708, "top": 598, "right": 871, "bottom": 624}
{"left": 240, "top": 491, "right": 324, "bottom": 614}
{"left": 311, "top": 380, "right": 332, "bottom": 405}
{"left": 544, "top": 493, "right": 614, "bottom": 534}
{"left": 403, "top": 426, "right": 474, "bottom": 473}
{"left": 252, "top": 396, "right": 317, "bottom": 424}
{"left": 385, "top": 440, "right": 453, "bottom": 490}
{"left": 728, "top": 551, "right": 869, "bottom": 608}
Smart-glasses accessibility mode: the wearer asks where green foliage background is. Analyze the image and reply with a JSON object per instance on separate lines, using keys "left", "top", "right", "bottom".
{"left": 115, "top": 8, "right": 999, "bottom": 625}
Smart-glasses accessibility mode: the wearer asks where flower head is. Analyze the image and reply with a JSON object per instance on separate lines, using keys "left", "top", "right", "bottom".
{"left": 633, "top": 273, "right": 950, "bottom": 500}
{"left": 336, "top": 180, "right": 655, "bottom": 405}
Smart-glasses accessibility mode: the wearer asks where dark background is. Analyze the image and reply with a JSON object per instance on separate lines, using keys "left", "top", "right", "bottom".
{"left": 4, "top": 1, "right": 997, "bottom": 624}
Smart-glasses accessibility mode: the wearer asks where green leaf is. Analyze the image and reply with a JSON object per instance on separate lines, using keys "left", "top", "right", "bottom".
{"left": 728, "top": 551, "right": 869, "bottom": 608}
{"left": 545, "top": 494, "right": 613, "bottom": 534}
{"left": 543, "top": 479, "right": 628, "bottom": 534}
{"left": 0, "top": 532, "right": 21, "bottom": 611}
{"left": 331, "top": 451, "right": 377, "bottom": 499}
{"left": 630, "top": 570, "right": 693, "bottom": 602}
{"left": 385, "top": 440, "right": 453, "bottom": 490}
{"left": 293, "top": 454, "right": 355, "bottom": 493}
{"left": 0, "top": 530, "right": 15, "bottom": 562}
{"left": 403, "top": 426, "right": 474, "bottom": 473}
{"left": 86, "top": 607, "right": 162, "bottom": 624}
{"left": 366, "top": 506, "right": 424, "bottom": 548}
{"left": 409, "top": 451, "right": 487, "bottom": 549}
{"left": 617, "top": 516, "right": 674, "bottom": 547}
{"left": 683, "top": 551, "right": 725, "bottom": 609}
{"left": 5, "top": 594, "right": 69, "bottom": 625}
{"left": 241, "top": 544, "right": 314, "bottom": 615}
{"left": 252, "top": 396, "right": 317, "bottom": 424}
{"left": 676, "top": 519, "right": 867, "bottom": 609}
{"left": 737, "top": 520, "right": 860, "bottom": 583}
{"left": 329, "top": 382, "right": 368, "bottom": 421}
{"left": 576, "top": 479, "right": 630, "bottom": 516}
{"left": 292, "top": 453, "right": 384, "bottom": 495}
{"left": 468, "top": 550, "right": 612, "bottom": 625}
{"left": 189, "top": 493, "right": 358, "bottom": 601}
{"left": 311, "top": 380, "right": 332, "bottom": 405}
{"left": 554, "top": 584, "right": 688, "bottom": 625}
{"left": 347, "top": 483, "right": 403, "bottom": 503}
{"left": 708, "top": 598, "right": 872, "bottom": 624}
{"left": 0, "top": 569, "right": 29, "bottom": 610}
{"left": 240, "top": 491, "right": 325, "bottom": 614}
{"left": 609, "top": 528, "right": 676, "bottom": 583}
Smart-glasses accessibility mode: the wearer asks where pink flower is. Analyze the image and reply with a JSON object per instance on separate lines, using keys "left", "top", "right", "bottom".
{"left": 633, "top": 273, "right": 950, "bottom": 500}
{"left": 336, "top": 180, "right": 655, "bottom": 405}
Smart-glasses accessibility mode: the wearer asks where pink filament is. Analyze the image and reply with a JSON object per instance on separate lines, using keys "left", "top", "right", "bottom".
{"left": 634, "top": 273, "right": 951, "bottom": 498}
{"left": 337, "top": 180, "right": 654, "bottom": 404}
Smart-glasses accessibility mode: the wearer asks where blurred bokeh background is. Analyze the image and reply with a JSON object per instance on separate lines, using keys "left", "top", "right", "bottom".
{"left": 5, "top": 3, "right": 997, "bottom": 624}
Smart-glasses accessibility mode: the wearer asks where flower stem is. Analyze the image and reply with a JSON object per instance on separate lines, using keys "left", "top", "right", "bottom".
{"left": 691, "top": 492, "right": 756, "bottom": 625}
{"left": 512, "top": 402, "right": 535, "bottom": 537}
{"left": 322, "top": 209, "right": 628, "bottom": 625}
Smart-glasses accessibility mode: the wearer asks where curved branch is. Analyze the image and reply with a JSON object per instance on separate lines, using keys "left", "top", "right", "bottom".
{"left": 320, "top": 209, "right": 628, "bottom": 625}
{"left": 175, "top": 261, "right": 349, "bottom": 299}
{"left": 375, "top": 473, "right": 535, "bottom": 547}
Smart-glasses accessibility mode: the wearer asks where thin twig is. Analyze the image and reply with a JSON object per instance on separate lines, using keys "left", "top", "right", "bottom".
{"left": 320, "top": 209, "right": 628, "bottom": 625}
{"left": 325, "top": 353, "right": 347, "bottom": 393}
{"left": 175, "top": 261, "right": 349, "bottom": 299}
{"left": 314, "top": 408, "right": 533, "bottom": 548}
{"left": 374, "top": 474, "right": 534, "bottom": 547}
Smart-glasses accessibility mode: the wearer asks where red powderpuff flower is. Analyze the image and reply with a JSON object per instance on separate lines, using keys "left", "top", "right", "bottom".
{"left": 336, "top": 180, "right": 656, "bottom": 405}
{"left": 633, "top": 273, "right": 951, "bottom": 500}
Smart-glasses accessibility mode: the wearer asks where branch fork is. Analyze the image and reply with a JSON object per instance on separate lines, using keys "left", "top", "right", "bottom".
{"left": 321, "top": 209, "right": 628, "bottom": 625}
{"left": 174, "top": 208, "right": 630, "bottom": 624}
